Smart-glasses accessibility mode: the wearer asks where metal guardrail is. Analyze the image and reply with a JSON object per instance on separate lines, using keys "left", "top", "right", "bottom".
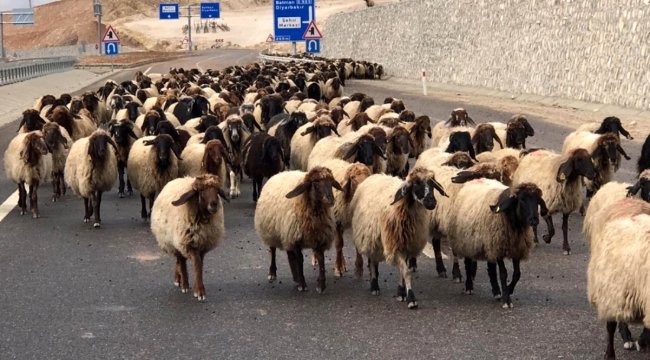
{"left": 0, "top": 57, "right": 77, "bottom": 86}
{"left": 258, "top": 50, "right": 324, "bottom": 64}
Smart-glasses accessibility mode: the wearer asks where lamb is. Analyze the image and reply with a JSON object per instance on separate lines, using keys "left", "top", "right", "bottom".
{"left": 18, "top": 109, "right": 47, "bottom": 133}
{"left": 401, "top": 115, "right": 432, "bottom": 158}
{"left": 448, "top": 181, "right": 547, "bottom": 308}
{"left": 351, "top": 167, "right": 447, "bottom": 308}
{"left": 127, "top": 134, "right": 182, "bottom": 220}
{"left": 289, "top": 115, "right": 339, "bottom": 171}
{"left": 50, "top": 106, "right": 96, "bottom": 141}
{"left": 586, "top": 198, "right": 650, "bottom": 359}
{"left": 242, "top": 132, "right": 285, "bottom": 202}
{"left": 151, "top": 174, "right": 229, "bottom": 301}
{"left": 512, "top": 149, "right": 596, "bottom": 254}
{"left": 42, "top": 122, "right": 71, "bottom": 201}
{"left": 64, "top": 130, "right": 118, "bottom": 227}
{"left": 255, "top": 167, "right": 343, "bottom": 293}
{"left": 3, "top": 131, "right": 52, "bottom": 218}
{"left": 108, "top": 120, "right": 141, "bottom": 198}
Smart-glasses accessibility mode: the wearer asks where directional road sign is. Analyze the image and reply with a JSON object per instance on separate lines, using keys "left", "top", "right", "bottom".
{"left": 305, "top": 39, "right": 320, "bottom": 53}
{"left": 11, "top": 8, "right": 34, "bottom": 25}
{"left": 200, "top": 2, "right": 220, "bottom": 19}
{"left": 102, "top": 25, "right": 120, "bottom": 42}
{"left": 159, "top": 3, "right": 180, "bottom": 20}
{"left": 273, "top": 0, "right": 315, "bottom": 42}
{"left": 104, "top": 42, "right": 119, "bottom": 56}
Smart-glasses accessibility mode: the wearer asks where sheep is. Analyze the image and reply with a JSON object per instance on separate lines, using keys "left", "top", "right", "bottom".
{"left": 586, "top": 198, "right": 650, "bottom": 359}
{"left": 256, "top": 93, "right": 284, "bottom": 128}
{"left": 336, "top": 112, "right": 371, "bottom": 136}
{"left": 475, "top": 148, "right": 522, "bottom": 163}
{"left": 185, "top": 125, "right": 228, "bottom": 148}
{"left": 577, "top": 116, "right": 633, "bottom": 140}
{"left": 219, "top": 115, "right": 251, "bottom": 198}
{"left": 324, "top": 78, "right": 343, "bottom": 102}
{"left": 243, "top": 132, "right": 285, "bottom": 202}
{"left": 401, "top": 115, "right": 432, "bottom": 158}
{"left": 382, "top": 98, "right": 406, "bottom": 114}
{"left": 307, "top": 132, "right": 385, "bottom": 171}
{"left": 179, "top": 139, "right": 230, "bottom": 187}
{"left": 18, "top": 109, "right": 47, "bottom": 133}
{"left": 50, "top": 106, "right": 96, "bottom": 141}
{"left": 364, "top": 105, "right": 394, "bottom": 122}
{"left": 448, "top": 181, "right": 547, "bottom": 308}
{"left": 442, "top": 131, "right": 477, "bottom": 160}
{"left": 430, "top": 108, "right": 475, "bottom": 146}
{"left": 255, "top": 167, "right": 343, "bottom": 293}
{"left": 512, "top": 149, "right": 596, "bottom": 254}
{"left": 64, "top": 130, "right": 118, "bottom": 228}
{"left": 490, "top": 115, "right": 535, "bottom": 149}
{"left": 562, "top": 131, "right": 631, "bottom": 196}
{"left": 289, "top": 115, "right": 339, "bottom": 171}
{"left": 343, "top": 96, "right": 374, "bottom": 120}
{"left": 385, "top": 125, "right": 411, "bottom": 177}
{"left": 42, "top": 122, "right": 71, "bottom": 201}
{"left": 472, "top": 123, "right": 504, "bottom": 154}
{"left": 127, "top": 134, "right": 182, "bottom": 220}
{"left": 3, "top": 131, "right": 52, "bottom": 218}
{"left": 151, "top": 174, "right": 229, "bottom": 301}
{"left": 638, "top": 134, "right": 650, "bottom": 174}
{"left": 108, "top": 120, "right": 141, "bottom": 198}
{"left": 154, "top": 120, "right": 191, "bottom": 151}
{"left": 351, "top": 167, "right": 447, "bottom": 308}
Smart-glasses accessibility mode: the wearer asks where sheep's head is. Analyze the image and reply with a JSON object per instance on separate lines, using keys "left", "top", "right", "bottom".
{"left": 69, "top": 99, "right": 84, "bottom": 116}
{"left": 510, "top": 115, "right": 534, "bottom": 137}
{"left": 172, "top": 174, "right": 228, "bottom": 215}
{"left": 88, "top": 131, "right": 117, "bottom": 165}
{"left": 225, "top": 115, "right": 246, "bottom": 145}
{"left": 491, "top": 183, "right": 548, "bottom": 228}
{"left": 472, "top": 124, "right": 503, "bottom": 154}
{"left": 445, "top": 131, "right": 476, "bottom": 160}
{"left": 330, "top": 77, "right": 342, "bottom": 90}
{"left": 19, "top": 109, "right": 46, "bottom": 133}
{"left": 342, "top": 134, "right": 385, "bottom": 166}
{"left": 359, "top": 97, "right": 375, "bottom": 113}
{"left": 201, "top": 125, "right": 228, "bottom": 148}
{"left": 82, "top": 93, "right": 100, "bottom": 114}
{"left": 341, "top": 163, "right": 372, "bottom": 202}
{"left": 391, "top": 167, "right": 447, "bottom": 210}
{"left": 452, "top": 163, "right": 502, "bottom": 184}
{"left": 592, "top": 133, "right": 630, "bottom": 167}
{"left": 378, "top": 115, "right": 399, "bottom": 128}
{"left": 109, "top": 120, "right": 138, "bottom": 146}
{"left": 301, "top": 116, "right": 338, "bottom": 140}
{"left": 286, "top": 166, "right": 342, "bottom": 208}
{"left": 557, "top": 148, "right": 597, "bottom": 182}
{"left": 37, "top": 95, "right": 56, "bottom": 111}
{"left": 349, "top": 113, "right": 370, "bottom": 131}
{"left": 191, "top": 95, "right": 210, "bottom": 118}
{"left": 366, "top": 126, "right": 388, "bottom": 153}
{"left": 596, "top": 116, "right": 632, "bottom": 140}
{"left": 262, "top": 135, "right": 285, "bottom": 167}
{"left": 241, "top": 113, "right": 262, "bottom": 133}
{"left": 43, "top": 122, "right": 69, "bottom": 152}
{"left": 506, "top": 122, "right": 527, "bottom": 149}
{"left": 124, "top": 102, "right": 141, "bottom": 122}
{"left": 21, "top": 132, "right": 49, "bottom": 165}
{"left": 390, "top": 99, "right": 406, "bottom": 114}
{"left": 498, "top": 155, "right": 519, "bottom": 186}
{"left": 142, "top": 110, "right": 162, "bottom": 135}
{"left": 329, "top": 107, "right": 348, "bottom": 125}
{"left": 389, "top": 126, "right": 411, "bottom": 156}
{"left": 202, "top": 139, "right": 231, "bottom": 176}
{"left": 50, "top": 106, "right": 75, "bottom": 137}
{"left": 446, "top": 108, "right": 474, "bottom": 126}
{"left": 412, "top": 115, "right": 432, "bottom": 139}
{"left": 627, "top": 170, "right": 650, "bottom": 202}
{"left": 195, "top": 114, "right": 220, "bottom": 133}
{"left": 442, "top": 152, "right": 476, "bottom": 169}
{"left": 143, "top": 134, "right": 181, "bottom": 171}
{"left": 398, "top": 110, "right": 415, "bottom": 123}
{"left": 110, "top": 95, "right": 125, "bottom": 111}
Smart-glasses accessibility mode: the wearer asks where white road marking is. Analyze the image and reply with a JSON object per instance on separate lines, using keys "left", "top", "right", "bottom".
{"left": 143, "top": 66, "right": 152, "bottom": 75}
{"left": 0, "top": 190, "right": 19, "bottom": 223}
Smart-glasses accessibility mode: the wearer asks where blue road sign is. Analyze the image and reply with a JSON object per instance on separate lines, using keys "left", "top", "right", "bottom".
{"left": 200, "top": 2, "right": 220, "bottom": 19}
{"left": 305, "top": 39, "right": 320, "bottom": 54}
{"left": 159, "top": 3, "right": 179, "bottom": 20}
{"left": 273, "top": 0, "right": 315, "bottom": 42}
{"left": 104, "top": 42, "right": 119, "bottom": 56}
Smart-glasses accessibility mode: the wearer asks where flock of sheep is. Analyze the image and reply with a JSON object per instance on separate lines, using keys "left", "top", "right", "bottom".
{"left": 4, "top": 55, "right": 650, "bottom": 359}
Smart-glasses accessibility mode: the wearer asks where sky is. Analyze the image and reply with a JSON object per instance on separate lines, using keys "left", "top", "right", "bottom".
{"left": 0, "top": 0, "right": 57, "bottom": 12}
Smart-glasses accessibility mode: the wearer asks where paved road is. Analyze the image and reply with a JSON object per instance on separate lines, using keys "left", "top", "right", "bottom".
{"left": 0, "top": 49, "right": 645, "bottom": 359}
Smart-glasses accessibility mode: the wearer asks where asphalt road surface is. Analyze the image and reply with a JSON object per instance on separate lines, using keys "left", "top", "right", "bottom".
{"left": 0, "top": 49, "right": 645, "bottom": 360}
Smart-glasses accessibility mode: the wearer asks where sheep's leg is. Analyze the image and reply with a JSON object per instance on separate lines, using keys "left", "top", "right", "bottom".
{"left": 17, "top": 182, "right": 27, "bottom": 215}
{"left": 452, "top": 253, "right": 462, "bottom": 283}
{"left": 369, "top": 259, "right": 380, "bottom": 295}
{"left": 497, "top": 258, "right": 512, "bottom": 308}
{"left": 117, "top": 162, "right": 126, "bottom": 198}
{"left": 396, "top": 255, "right": 417, "bottom": 309}
{"left": 295, "top": 247, "right": 307, "bottom": 292}
{"left": 432, "top": 236, "right": 447, "bottom": 278}
{"left": 252, "top": 177, "right": 260, "bottom": 202}
{"left": 487, "top": 262, "right": 501, "bottom": 299}
{"left": 315, "top": 248, "right": 326, "bottom": 294}
{"left": 506, "top": 259, "right": 521, "bottom": 296}
{"left": 532, "top": 225, "right": 539, "bottom": 243}
{"left": 561, "top": 213, "right": 571, "bottom": 255}
{"left": 174, "top": 252, "right": 189, "bottom": 293}
{"left": 60, "top": 174, "right": 66, "bottom": 196}
{"left": 354, "top": 249, "right": 364, "bottom": 279}
{"left": 605, "top": 321, "right": 617, "bottom": 360}
{"left": 618, "top": 323, "right": 634, "bottom": 350}
{"left": 29, "top": 181, "right": 39, "bottom": 219}
{"left": 51, "top": 173, "right": 58, "bottom": 202}
{"left": 229, "top": 170, "right": 238, "bottom": 199}
{"left": 464, "top": 258, "right": 475, "bottom": 295}
{"left": 83, "top": 197, "right": 91, "bottom": 223}
{"left": 311, "top": 251, "right": 318, "bottom": 269}
{"left": 542, "top": 214, "right": 555, "bottom": 244}
{"left": 268, "top": 247, "right": 277, "bottom": 282}
{"left": 334, "top": 224, "right": 346, "bottom": 277}
{"left": 637, "top": 327, "right": 650, "bottom": 351}
{"left": 148, "top": 195, "right": 155, "bottom": 220}
{"left": 190, "top": 249, "right": 206, "bottom": 301}
{"left": 126, "top": 178, "right": 133, "bottom": 196}
{"left": 140, "top": 195, "right": 148, "bottom": 220}
{"left": 286, "top": 250, "right": 300, "bottom": 283}
{"left": 397, "top": 277, "right": 407, "bottom": 301}
{"left": 92, "top": 191, "right": 102, "bottom": 228}
{"left": 407, "top": 257, "right": 417, "bottom": 272}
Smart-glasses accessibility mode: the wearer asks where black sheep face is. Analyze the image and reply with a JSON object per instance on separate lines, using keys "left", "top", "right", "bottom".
{"left": 474, "top": 131, "right": 495, "bottom": 154}
{"left": 111, "top": 96, "right": 125, "bottom": 111}
{"left": 446, "top": 132, "right": 475, "bottom": 159}
{"left": 506, "top": 124, "right": 527, "bottom": 149}
{"left": 392, "top": 176, "right": 446, "bottom": 211}
{"left": 290, "top": 112, "right": 308, "bottom": 127}
{"left": 228, "top": 122, "right": 244, "bottom": 144}
{"left": 491, "top": 185, "right": 547, "bottom": 228}
{"left": 348, "top": 136, "right": 382, "bottom": 166}
{"left": 263, "top": 137, "right": 284, "bottom": 165}
{"left": 628, "top": 178, "right": 650, "bottom": 202}
{"left": 125, "top": 103, "right": 141, "bottom": 122}
{"left": 110, "top": 123, "right": 137, "bottom": 146}
{"left": 597, "top": 116, "right": 632, "bottom": 140}
{"left": 392, "top": 133, "right": 410, "bottom": 155}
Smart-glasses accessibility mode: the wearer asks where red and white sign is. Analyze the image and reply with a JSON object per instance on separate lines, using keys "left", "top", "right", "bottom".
{"left": 266, "top": 34, "right": 274, "bottom": 43}
{"left": 302, "top": 21, "right": 322, "bottom": 39}
{"left": 102, "top": 25, "right": 120, "bottom": 42}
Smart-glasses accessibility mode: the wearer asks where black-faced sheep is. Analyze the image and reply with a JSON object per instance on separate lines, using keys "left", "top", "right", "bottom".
{"left": 638, "top": 134, "right": 650, "bottom": 174}
{"left": 64, "top": 130, "right": 118, "bottom": 227}
{"left": 351, "top": 167, "right": 447, "bottom": 309}
{"left": 50, "top": 106, "right": 96, "bottom": 141}
{"left": 255, "top": 167, "right": 342, "bottom": 293}
{"left": 385, "top": 125, "right": 411, "bottom": 177}
{"left": 337, "top": 112, "right": 371, "bottom": 136}
{"left": 445, "top": 131, "right": 477, "bottom": 160}
{"left": 3, "top": 131, "right": 52, "bottom": 218}
{"left": 108, "top": 120, "right": 141, "bottom": 198}
{"left": 577, "top": 116, "right": 633, "bottom": 140}
{"left": 18, "top": 109, "right": 46, "bottom": 133}
{"left": 289, "top": 115, "right": 339, "bottom": 171}
{"left": 42, "top": 122, "right": 71, "bottom": 201}
{"left": 307, "top": 132, "right": 385, "bottom": 171}
{"left": 219, "top": 115, "right": 251, "bottom": 198}
{"left": 472, "top": 123, "right": 504, "bottom": 154}
{"left": 127, "top": 134, "right": 182, "bottom": 220}
{"left": 401, "top": 115, "right": 432, "bottom": 158}
{"left": 243, "top": 132, "right": 285, "bottom": 202}
{"left": 151, "top": 174, "right": 229, "bottom": 301}
{"left": 324, "top": 78, "right": 343, "bottom": 102}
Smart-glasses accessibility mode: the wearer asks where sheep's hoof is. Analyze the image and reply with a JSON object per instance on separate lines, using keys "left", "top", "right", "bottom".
{"left": 316, "top": 286, "right": 325, "bottom": 294}
{"left": 542, "top": 234, "right": 552, "bottom": 244}
{"left": 437, "top": 271, "right": 447, "bottom": 279}
{"left": 396, "top": 285, "right": 406, "bottom": 301}
{"left": 371, "top": 290, "right": 380, "bottom": 296}
{"left": 118, "top": 192, "right": 124, "bottom": 198}
{"left": 296, "top": 285, "right": 307, "bottom": 292}
{"left": 623, "top": 341, "right": 635, "bottom": 350}
{"left": 563, "top": 250, "right": 571, "bottom": 255}
{"left": 93, "top": 222, "right": 101, "bottom": 228}
{"left": 181, "top": 288, "right": 189, "bottom": 294}
{"left": 502, "top": 302, "right": 514, "bottom": 309}
{"left": 173, "top": 281, "right": 180, "bottom": 287}
{"left": 408, "top": 301, "right": 418, "bottom": 309}
{"left": 334, "top": 269, "right": 343, "bottom": 277}
{"left": 83, "top": 217, "right": 90, "bottom": 223}
{"left": 267, "top": 274, "right": 276, "bottom": 283}
{"left": 31, "top": 213, "right": 39, "bottom": 219}
{"left": 464, "top": 290, "right": 473, "bottom": 295}
{"left": 493, "top": 293, "right": 502, "bottom": 300}
{"left": 20, "top": 210, "right": 25, "bottom": 216}
{"left": 194, "top": 292, "right": 206, "bottom": 301}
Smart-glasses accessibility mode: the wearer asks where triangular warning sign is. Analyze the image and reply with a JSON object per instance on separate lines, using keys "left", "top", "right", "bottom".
{"left": 102, "top": 25, "right": 120, "bottom": 42}
{"left": 266, "top": 34, "right": 274, "bottom": 43}
{"left": 302, "top": 21, "right": 322, "bottom": 39}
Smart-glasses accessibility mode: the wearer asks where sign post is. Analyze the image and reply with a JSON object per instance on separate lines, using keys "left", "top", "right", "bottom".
{"left": 102, "top": 25, "right": 120, "bottom": 56}
{"left": 273, "top": 0, "right": 315, "bottom": 54}
{"left": 160, "top": 3, "right": 221, "bottom": 53}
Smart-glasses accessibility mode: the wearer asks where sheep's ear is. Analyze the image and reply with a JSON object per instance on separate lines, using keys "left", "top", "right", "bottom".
{"left": 143, "top": 139, "right": 156, "bottom": 146}
{"left": 468, "top": 146, "right": 477, "bottom": 161}
{"left": 218, "top": 188, "right": 230, "bottom": 203}
{"left": 341, "top": 180, "right": 353, "bottom": 199}
{"left": 493, "top": 130, "right": 504, "bottom": 149}
{"left": 490, "top": 192, "right": 516, "bottom": 213}
{"left": 172, "top": 190, "right": 196, "bottom": 206}
{"left": 556, "top": 158, "right": 573, "bottom": 182}
{"left": 127, "top": 128, "right": 138, "bottom": 140}
{"left": 429, "top": 178, "right": 448, "bottom": 197}
{"left": 373, "top": 143, "right": 387, "bottom": 159}
{"left": 627, "top": 181, "right": 641, "bottom": 197}
{"left": 331, "top": 179, "right": 343, "bottom": 191}
{"left": 538, "top": 197, "right": 549, "bottom": 217}
{"left": 300, "top": 126, "right": 315, "bottom": 136}
{"left": 343, "top": 144, "right": 359, "bottom": 160}
{"left": 330, "top": 124, "right": 340, "bottom": 136}
{"left": 390, "top": 184, "right": 411, "bottom": 205}
{"left": 522, "top": 119, "right": 535, "bottom": 137}
{"left": 286, "top": 182, "right": 311, "bottom": 198}
{"left": 616, "top": 144, "right": 631, "bottom": 160}
{"left": 452, "top": 171, "right": 478, "bottom": 184}
{"left": 170, "top": 142, "right": 182, "bottom": 160}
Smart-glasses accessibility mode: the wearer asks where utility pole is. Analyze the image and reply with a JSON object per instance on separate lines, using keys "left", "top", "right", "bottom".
{"left": 182, "top": 5, "right": 198, "bottom": 52}
{"left": 94, "top": 0, "right": 102, "bottom": 55}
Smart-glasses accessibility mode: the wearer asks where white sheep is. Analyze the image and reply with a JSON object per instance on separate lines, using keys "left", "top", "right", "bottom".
{"left": 151, "top": 174, "right": 229, "bottom": 301}
{"left": 351, "top": 167, "right": 447, "bottom": 309}
{"left": 178, "top": 140, "right": 229, "bottom": 191}
{"left": 255, "top": 167, "right": 342, "bottom": 293}
{"left": 289, "top": 115, "right": 338, "bottom": 171}
{"left": 64, "top": 130, "right": 118, "bottom": 227}
{"left": 3, "top": 131, "right": 52, "bottom": 218}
